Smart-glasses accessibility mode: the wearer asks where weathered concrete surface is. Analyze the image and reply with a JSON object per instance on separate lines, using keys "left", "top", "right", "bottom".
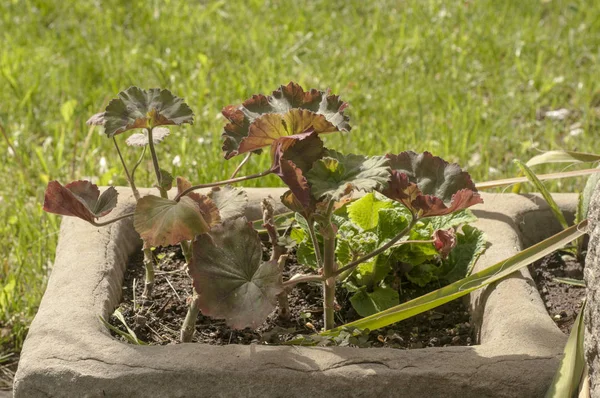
{"left": 14, "top": 189, "right": 577, "bottom": 397}
{"left": 585, "top": 182, "right": 600, "bottom": 397}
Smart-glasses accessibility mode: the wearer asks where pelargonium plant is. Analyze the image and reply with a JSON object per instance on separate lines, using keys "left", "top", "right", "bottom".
{"left": 43, "top": 82, "right": 484, "bottom": 340}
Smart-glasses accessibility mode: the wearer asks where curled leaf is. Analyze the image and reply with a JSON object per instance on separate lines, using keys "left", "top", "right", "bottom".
{"left": 306, "top": 150, "right": 390, "bottom": 201}
{"left": 86, "top": 112, "right": 106, "bottom": 126}
{"left": 189, "top": 217, "right": 283, "bottom": 329}
{"left": 103, "top": 87, "right": 193, "bottom": 137}
{"left": 222, "top": 82, "right": 350, "bottom": 159}
{"left": 43, "top": 180, "right": 118, "bottom": 222}
{"left": 433, "top": 229, "right": 457, "bottom": 258}
{"left": 134, "top": 194, "right": 219, "bottom": 247}
{"left": 381, "top": 152, "right": 483, "bottom": 218}
{"left": 125, "top": 127, "right": 171, "bottom": 147}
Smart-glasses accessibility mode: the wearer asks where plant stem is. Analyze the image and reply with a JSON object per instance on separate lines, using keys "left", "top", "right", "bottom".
{"left": 113, "top": 137, "right": 139, "bottom": 199}
{"left": 276, "top": 255, "right": 290, "bottom": 320}
{"left": 142, "top": 249, "right": 155, "bottom": 300}
{"left": 174, "top": 169, "right": 273, "bottom": 201}
{"left": 333, "top": 219, "right": 417, "bottom": 279}
{"left": 147, "top": 127, "right": 168, "bottom": 198}
{"left": 322, "top": 229, "right": 337, "bottom": 331}
{"left": 306, "top": 218, "right": 323, "bottom": 267}
{"left": 230, "top": 152, "right": 252, "bottom": 179}
{"left": 90, "top": 212, "right": 135, "bottom": 227}
{"left": 180, "top": 293, "right": 200, "bottom": 342}
{"left": 130, "top": 146, "right": 147, "bottom": 194}
{"left": 282, "top": 274, "right": 324, "bottom": 288}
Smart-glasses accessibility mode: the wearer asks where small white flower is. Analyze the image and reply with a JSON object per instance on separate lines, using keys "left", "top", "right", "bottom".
{"left": 99, "top": 157, "right": 108, "bottom": 174}
{"left": 172, "top": 155, "right": 181, "bottom": 167}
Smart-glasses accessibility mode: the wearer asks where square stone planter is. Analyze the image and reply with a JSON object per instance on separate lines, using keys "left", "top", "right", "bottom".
{"left": 14, "top": 189, "right": 577, "bottom": 397}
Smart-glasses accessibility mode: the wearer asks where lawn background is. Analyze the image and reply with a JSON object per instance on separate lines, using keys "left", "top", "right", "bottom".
{"left": 1, "top": 0, "right": 599, "bottom": 387}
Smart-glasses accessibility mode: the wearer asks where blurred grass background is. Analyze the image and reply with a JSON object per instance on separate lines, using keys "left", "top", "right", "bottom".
{"left": 1, "top": 0, "right": 600, "bottom": 386}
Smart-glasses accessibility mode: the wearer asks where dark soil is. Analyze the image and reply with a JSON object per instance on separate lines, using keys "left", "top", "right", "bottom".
{"left": 110, "top": 246, "right": 473, "bottom": 349}
{"left": 529, "top": 250, "right": 586, "bottom": 334}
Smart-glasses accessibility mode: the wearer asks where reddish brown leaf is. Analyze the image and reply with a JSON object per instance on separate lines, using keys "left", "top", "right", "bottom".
{"left": 43, "top": 180, "right": 118, "bottom": 222}
{"left": 433, "top": 229, "right": 457, "bottom": 258}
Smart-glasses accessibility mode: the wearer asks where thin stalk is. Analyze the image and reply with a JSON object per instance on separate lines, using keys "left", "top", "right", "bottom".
{"left": 0, "top": 123, "right": 24, "bottom": 169}
{"left": 130, "top": 145, "right": 147, "bottom": 193}
{"left": 230, "top": 152, "right": 252, "bottom": 179}
{"left": 90, "top": 212, "right": 135, "bottom": 227}
{"left": 113, "top": 137, "right": 139, "bottom": 198}
{"left": 276, "top": 255, "right": 290, "bottom": 320}
{"left": 283, "top": 274, "right": 324, "bottom": 288}
{"left": 322, "top": 228, "right": 337, "bottom": 331}
{"left": 333, "top": 219, "right": 417, "bottom": 279}
{"left": 142, "top": 251, "right": 155, "bottom": 300}
{"left": 174, "top": 169, "right": 273, "bottom": 201}
{"left": 180, "top": 293, "right": 200, "bottom": 342}
{"left": 390, "top": 239, "right": 434, "bottom": 247}
{"left": 147, "top": 127, "right": 168, "bottom": 199}
{"left": 306, "top": 218, "right": 323, "bottom": 267}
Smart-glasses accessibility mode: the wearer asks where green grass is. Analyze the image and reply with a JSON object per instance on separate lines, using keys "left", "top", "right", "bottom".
{"left": 1, "top": 0, "right": 600, "bottom": 379}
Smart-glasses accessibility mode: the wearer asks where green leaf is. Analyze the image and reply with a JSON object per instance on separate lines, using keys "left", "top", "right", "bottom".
{"left": 134, "top": 194, "right": 219, "bottom": 248}
{"left": 392, "top": 225, "right": 437, "bottom": 266}
{"left": 425, "top": 209, "right": 477, "bottom": 231}
{"left": 158, "top": 168, "right": 173, "bottom": 192}
{"left": 438, "top": 225, "right": 487, "bottom": 283}
{"left": 207, "top": 185, "right": 248, "bottom": 220}
{"left": 189, "top": 218, "right": 283, "bottom": 329}
{"left": 376, "top": 206, "right": 411, "bottom": 243}
{"left": 103, "top": 87, "right": 193, "bottom": 137}
{"left": 306, "top": 150, "right": 390, "bottom": 200}
{"left": 406, "top": 263, "right": 439, "bottom": 287}
{"left": 347, "top": 193, "right": 394, "bottom": 231}
{"left": 297, "top": 241, "right": 318, "bottom": 269}
{"left": 515, "top": 159, "right": 569, "bottom": 229}
{"left": 526, "top": 150, "right": 600, "bottom": 167}
{"left": 313, "top": 220, "right": 587, "bottom": 338}
{"left": 349, "top": 286, "right": 399, "bottom": 317}
{"left": 546, "top": 301, "right": 586, "bottom": 398}
{"left": 553, "top": 277, "right": 586, "bottom": 287}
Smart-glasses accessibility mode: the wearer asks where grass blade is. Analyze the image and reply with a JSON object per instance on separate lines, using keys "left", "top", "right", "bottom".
{"left": 476, "top": 168, "right": 600, "bottom": 190}
{"left": 553, "top": 277, "right": 586, "bottom": 288}
{"left": 289, "top": 220, "right": 587, "bottom": 341}
{"left": 526, "top": 150, "right": 600, "bottom": 167}
{"left": 546, "top": 301, "right": 586, "bottom": 398}
{"left": 515, "top": 159, "right": 569, "bottom": 229}
{"left": 99, "top": 310, "right": 146, "bottom": 345}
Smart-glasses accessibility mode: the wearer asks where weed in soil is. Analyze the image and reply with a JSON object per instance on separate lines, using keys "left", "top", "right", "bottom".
{"left": 110, "top": 246, "right": 473, "bottom": 349}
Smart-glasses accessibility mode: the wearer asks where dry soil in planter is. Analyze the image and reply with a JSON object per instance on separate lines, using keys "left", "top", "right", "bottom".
{"left": 111, "top": 245, "right": 473, "bottom": 349}
{"left": 529, "top": 250, "right": 586, "bottom": 334}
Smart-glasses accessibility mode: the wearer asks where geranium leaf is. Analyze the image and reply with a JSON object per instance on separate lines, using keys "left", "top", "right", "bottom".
{"left": 350, "top": 286, "right": 399, "bottom": 317}
{"left": 125, "top": 127, "right": 171, "bottom": 147}
{"left": 103, "top": 87, "right": 193, "bottom": 137}
{"left": 438, "top": 225, "right": 487, "bottom": 282}
{"left": 207, "top": 186, "right": 248, "bottom": 220}
{"left": 306, "top": 150, "right": 390, "bottom": 201}
{"left": 86, "top": 112, "right": 106, "bottom": 126}
{"left": 176, "top": 176, "right": 193, "bottom": 195}
{"left": 43, "top": 180, "right": 118, "bottom": 222}
{"left": 221, "top": 82, "right": 350, "bottom": 159}
{"left": 237, "top": 109, "right": 335, "bottom": 155}
{"left": 279, "top": 159, "right": 314, "bottom": 208}
{"left": 386, "top": 151, "right": 477, "bottom": 201}
{"left": 189, "top": 217, "right": 283, "bottom": 329}
{"left": 425, "top": 209, "right": 477, "bottom": 231}
{"left": 134, "top": 194, "right": 218, "bottom": 247}
{"left": 271, "top": 130, "right": 324, "bottom": 174}
{"left": 158, "top": 169, "right": 173, "bottom": 192}
{"left": 347, "top": 193, "right": 393, "bottom": 231}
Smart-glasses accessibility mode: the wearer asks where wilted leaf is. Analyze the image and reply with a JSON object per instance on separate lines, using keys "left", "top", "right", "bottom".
{"left": 207, "top": 186, "right": 248, "bottom": 220}
{"left": 350, "top": 286, "right": 399, "bottom": 317}
{"left": 103, "top": 87, "right": 193, "bottom": 137}
{"left": 433, "top": 229, "right": 456, "bottom": 258}
{"left": 222, "top": 82, "right": 350, "bottom": 159}
{"left": 307, "top": 151, "right": 390, "bottom": 201}
{"left": 271, "top": 130, "right": 324, "bottom": 174}
{"left": 176, "top": 176, "right": 193, "bottom": 195}
{"left": 86, "top": 112, "right": 106, "bottom": 126}
{"left": 125, "top": 127, "right": 171, "bottom": 147}
{"left": 134, "top": 194, "right": 219, "bottom": 247}
{"left": 43, "top": 180, "right": 118, "bottom": 222}
{"left": 279, "top": 159, "right": 314, "bottom": 208}
{"left": 189, "top": 217, "right": 283, "bottom": 329}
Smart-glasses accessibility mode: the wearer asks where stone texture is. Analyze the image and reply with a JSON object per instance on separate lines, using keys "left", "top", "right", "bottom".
{"left": 14, "top": 189, "right": 577, "bottom": 397}
{"left": 585, "top": 182, "right": 600, "bottom": 397}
